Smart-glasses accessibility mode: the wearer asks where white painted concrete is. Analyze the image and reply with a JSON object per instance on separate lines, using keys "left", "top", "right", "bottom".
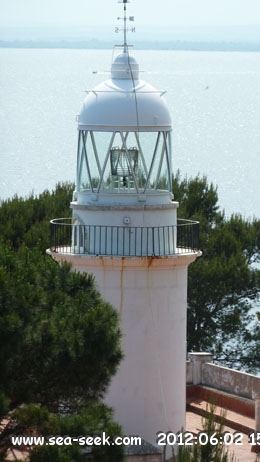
{"left": 252, "top": 391, "right": 260, "bottom": 432}
{"left": 49, "top": 252, "right": 198, "bottom": 446}
{"left": 188, "top": 352, "right": 213, "bottom": 385}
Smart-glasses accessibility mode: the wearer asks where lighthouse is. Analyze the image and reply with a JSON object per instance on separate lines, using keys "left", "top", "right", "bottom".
{"left": 47, "top": 1, "right": 200, "bottom": 449}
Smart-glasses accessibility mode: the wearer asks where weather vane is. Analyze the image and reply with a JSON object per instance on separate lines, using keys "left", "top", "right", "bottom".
{"left": 115, "top": 0, "right": 135, "bottom": 51}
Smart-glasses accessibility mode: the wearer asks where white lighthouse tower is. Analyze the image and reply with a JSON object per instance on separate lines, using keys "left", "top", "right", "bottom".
{"left": 48, "top": 1, "right": 200, "bottom": 449}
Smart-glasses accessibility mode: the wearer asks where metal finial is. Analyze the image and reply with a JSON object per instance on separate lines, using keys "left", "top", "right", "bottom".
{"left": 116, "top": 0, "right": 135, "bottom": 52}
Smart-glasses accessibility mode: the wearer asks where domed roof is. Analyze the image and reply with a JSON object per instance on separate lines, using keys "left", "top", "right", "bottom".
{"left": 77, "top": 51, "right": 172, "bottom": 132}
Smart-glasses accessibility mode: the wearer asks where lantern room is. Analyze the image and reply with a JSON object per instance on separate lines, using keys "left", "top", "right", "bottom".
{"left": 75, "top": 49, "right": 173, "bottom": 203}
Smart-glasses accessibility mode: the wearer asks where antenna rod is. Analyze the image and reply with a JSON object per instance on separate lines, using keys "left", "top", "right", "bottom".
{"left": 116, "top": 0, "right": 135, "bottom": 51}
{"left": 123, "top": 0, "right": 127, "bottom": 52}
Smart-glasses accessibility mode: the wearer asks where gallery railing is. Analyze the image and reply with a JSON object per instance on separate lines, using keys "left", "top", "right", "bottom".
{"left": 49, "top": 218, "right": 199, "bottom": 257}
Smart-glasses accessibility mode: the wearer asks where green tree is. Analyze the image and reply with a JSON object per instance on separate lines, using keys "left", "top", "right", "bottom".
{"left": 0, "top": 182, "right": 73, "bottom": 252}
{"left": 0, "top": 248, "right": 122, "bottom": 407}
{"left": 0, "top": 234, "right": 123, "bottom": 459}
{"left": 0, "top": 246, "right": 122, "bottom": 460}
{"left": 172, "top": 171, "right": 260, "bottom": 372}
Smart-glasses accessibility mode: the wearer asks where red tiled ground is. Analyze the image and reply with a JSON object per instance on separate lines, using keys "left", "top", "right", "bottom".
{"left": 186, "top": 406, "right": 258, "bottom": 462}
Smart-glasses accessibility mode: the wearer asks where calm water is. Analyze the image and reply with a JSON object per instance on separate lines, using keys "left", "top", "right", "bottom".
{"left": 1, "top": 48, "right": 260, "bottom": 219}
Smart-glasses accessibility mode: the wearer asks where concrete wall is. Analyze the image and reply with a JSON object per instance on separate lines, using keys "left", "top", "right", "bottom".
{"left": 186, "top": 353, "right": 260, "bottom": 400}
{"left": 201, "top": 362, "right": 260, "bottom": 400}
{"left": 186, "top": 360, "right": 193, "bottom": 384}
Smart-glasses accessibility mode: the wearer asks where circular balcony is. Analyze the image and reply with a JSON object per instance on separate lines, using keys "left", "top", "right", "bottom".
{"left": 49, "top": 218, "right": 200, "bottom": 257}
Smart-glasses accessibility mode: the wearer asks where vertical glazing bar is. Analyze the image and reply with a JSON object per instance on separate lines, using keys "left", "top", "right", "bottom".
{"left": 82, "top": 132, "right": 93, "bottom": 192}
{"left": 105, "top": 226, "right": 107, "bottom": 255}
{"left": 90, "top": 131, "right": 102, "bottom": 176}
{"left": 89, "top": 225, "right": 91, "bottom": 254}
{"left": 93, "top": 226, "right": 96, "bottom": 255}
{"left": 163, "top": 131, "right": 172, "bottom": 191}
{"left": 50, "top": 222, "right": 53, "bottom": 251}
{"left": 76, "top": 131, "right": 82, "bottom": 191}
{"left": 98, "top": 226, "right": 102, "bottom": 255}
{"left": 122, "top": 227, "right": 125, "bottom": 256}
{"left": 152, "top": 227, "right": 155, "bottom": 255}
{"left": 134, "top": 132, "right": 149, "bottom": 177}
{"left": 143, "top": 132, "right": 161, "bottom": 194}
{"left": 111, "top": 226, "right": 113, "bottom": 255}
{"left": 154, "top": 134, "right": 166, "bottom": 189}
{"left": 60, "top": 223, "right": 62, "bottom": 252}
{"left": 63, "top": 224, "right": 65, "bottom": 253}
{"left": 178, "top": 223, "right": 181, "bottom": 250}
{"left": 97, "top": 132, "right": 116, "bottom": 193}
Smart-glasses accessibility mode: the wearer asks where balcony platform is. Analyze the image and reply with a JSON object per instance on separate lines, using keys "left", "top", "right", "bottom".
{"left": 49, "top": 218, "right": 200, "bottom": 258}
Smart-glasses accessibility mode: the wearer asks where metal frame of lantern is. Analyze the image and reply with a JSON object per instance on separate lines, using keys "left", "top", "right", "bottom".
{"left": 76, "top": 129, "right": 172, "bottom": 195}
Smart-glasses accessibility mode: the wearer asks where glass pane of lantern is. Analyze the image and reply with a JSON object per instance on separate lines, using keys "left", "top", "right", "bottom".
{"left": 90, "top": 131, "right": 114, "bottom": 188}
{"left": 147, "top": 132, "right": 171, "bottom": 191}
{"left": 134, "top": 132, "right": 160, "bottom": 191}
{"left": 84, "top": 131, "right": 99, "bottom": 189}
{"left": 78, "top": 156, "right": 91, "bottom": 191}
{"left": 78, "top": 132, "right": 91, "bottom": 191}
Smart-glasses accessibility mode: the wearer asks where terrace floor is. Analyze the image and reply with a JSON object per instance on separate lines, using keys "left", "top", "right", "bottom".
{"left": 186, "top": 398, "right": 259, "bottom": 462}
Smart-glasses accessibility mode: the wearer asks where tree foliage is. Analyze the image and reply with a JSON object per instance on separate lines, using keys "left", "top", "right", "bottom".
{"left": 0, "top": 247, "right": 122, "bottom": 409}
{"left": 173, "top": 170, "right": 260, "bottom": 372}
{"left": 0, "top": 184, "right": 124, "bottom": 461}
{"left": 1, "top": 173, "right": 260, "bottom": 459}
{"left": 0, "top": 182, "right": 73, "bottom": 252}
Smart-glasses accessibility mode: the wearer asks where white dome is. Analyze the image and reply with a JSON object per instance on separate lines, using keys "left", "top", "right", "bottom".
{"left": 111, "top": 53, "right": 139, "bottom": 80}
{"left": 77, "top": 52, "right": 172, "bottom": 132}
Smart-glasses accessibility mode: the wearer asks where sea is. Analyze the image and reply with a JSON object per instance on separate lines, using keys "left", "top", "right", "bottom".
{"left": 1, "top": 47, "right": 260, "bottom": 220}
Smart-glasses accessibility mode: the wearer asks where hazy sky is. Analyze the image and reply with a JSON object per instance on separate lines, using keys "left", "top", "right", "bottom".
{"left": 1, "top": 0, "right": 260, "bottom": 27}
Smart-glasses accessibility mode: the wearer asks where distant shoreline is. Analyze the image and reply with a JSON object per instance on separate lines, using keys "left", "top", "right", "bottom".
{"left": 1, "top": 40, "right": 260, "bottom": 52}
